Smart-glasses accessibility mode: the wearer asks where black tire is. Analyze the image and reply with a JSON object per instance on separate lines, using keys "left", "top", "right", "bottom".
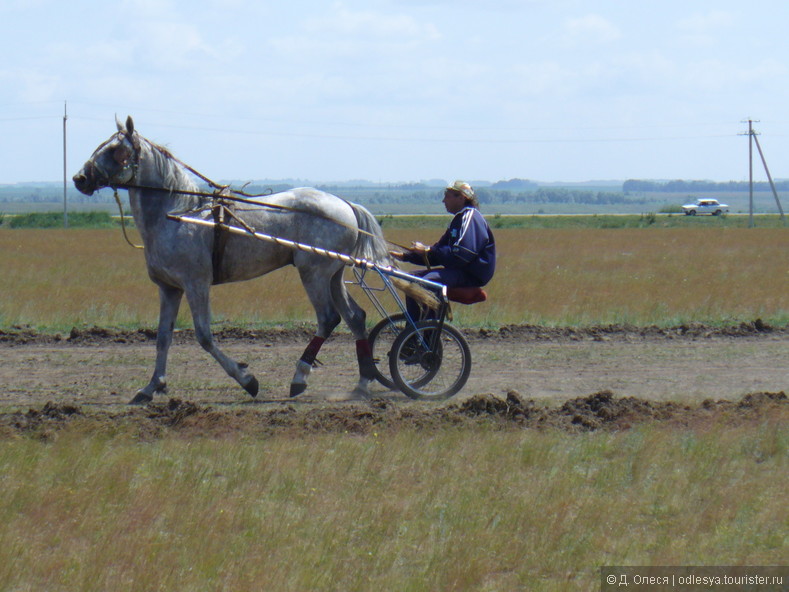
{"left": 389, "top": 320, "right": 471, "bottom": 400}
{"left": 368, "top": 314, "right": 408, "bottom": 389}
{"left": 688, "top": 210, "right": 696, "bottom": 216}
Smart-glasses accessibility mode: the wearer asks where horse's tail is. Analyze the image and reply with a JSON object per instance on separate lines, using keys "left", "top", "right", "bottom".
{"left": 350, "top": 203, "right": 440, "bottom": 311}
{"left": 349, "top": 202, "right": 392, "bottom": 265}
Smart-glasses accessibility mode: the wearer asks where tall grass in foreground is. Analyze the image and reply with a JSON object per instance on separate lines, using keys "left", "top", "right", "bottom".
{"left": 0, "top": 422, "right": 786, "bottom": 591}
{"left": 1, "top": 227, "right": 787, "bottom": 329}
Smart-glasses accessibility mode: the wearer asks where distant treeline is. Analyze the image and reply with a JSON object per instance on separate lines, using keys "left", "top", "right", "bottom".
{"left": 7, "top": 176, "right": 782, "bottom": 208}
{"left": 0, "top": 185, "right": 100, "bottom": 203}
{"left": 491, "top": 187, "right": 644, "bottom": 205}
{"left": 0, "top": 184, "right": 647, "bottom": 208}
{"left": 317, "top": 184, "right": 643, "bottom": 206}
{"left": 623, "top": 179, "right": 789, "bottom": 193}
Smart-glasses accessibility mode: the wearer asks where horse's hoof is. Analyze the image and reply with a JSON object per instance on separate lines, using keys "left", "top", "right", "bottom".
{"left": 290, "top": 383, "right": 307, "bottom": 398}
{"left": 328, "top": 388, "right": 370, "bottom": 402}
{"left": 350, "top": 387, "right": 371, "bottom": 401}
{"left": 129, "top": 392, "right": 153, "bottom": 405}
{"left": 244, "top": 376, "right": 259, "bottom": 398}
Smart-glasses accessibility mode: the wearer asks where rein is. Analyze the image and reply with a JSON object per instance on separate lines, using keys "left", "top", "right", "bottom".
{"left": 113, "top": 189, "right": 144, "bottom": 249}
{"left": 112, "top": 184, "right": 412, "bottom": 252}
{"left": 107, "top": 132, "right": 413, "bottom": 253}
{"left": 115, "top": 181, "right": 279, "bottom": 210}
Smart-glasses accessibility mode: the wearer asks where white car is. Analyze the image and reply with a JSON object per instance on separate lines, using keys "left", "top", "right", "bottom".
{"left": 681, "top": 199, "right": 729, "bottom": 216}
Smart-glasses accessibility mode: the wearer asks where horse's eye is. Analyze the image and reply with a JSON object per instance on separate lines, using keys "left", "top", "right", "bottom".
{"left": 113, "top": 144, "right": 131, "bottom": 165}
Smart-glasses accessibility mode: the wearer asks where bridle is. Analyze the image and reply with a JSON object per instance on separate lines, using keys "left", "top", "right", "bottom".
{"left": 87, "top": 131, "right": 141, "bottom": 189}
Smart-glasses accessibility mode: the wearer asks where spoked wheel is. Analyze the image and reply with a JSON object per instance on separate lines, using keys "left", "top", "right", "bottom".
{"left": 368, "top": 314, "right": 409, "bottom": 389}
{"left": 389, "top": 320, "right": 471, "bottom": 400}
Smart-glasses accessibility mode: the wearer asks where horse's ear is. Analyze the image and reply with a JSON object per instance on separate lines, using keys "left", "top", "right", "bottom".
{"left": 115, "top": 114, "right": 125, "bottom": 132}
{"left": 125, "top": 116, "right": 141, "bottom": 150}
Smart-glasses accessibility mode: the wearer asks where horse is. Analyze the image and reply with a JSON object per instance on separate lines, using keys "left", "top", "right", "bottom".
{"left": 73, "top": 116, "right": 391, "bottom": 404}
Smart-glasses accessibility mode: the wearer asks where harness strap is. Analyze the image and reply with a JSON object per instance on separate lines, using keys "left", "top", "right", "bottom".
{"left": 114, "top": 178, "right": 412, "bottom": 252}
{"left": 211, "top": 201, "right": 231, "bottom": 285}
{"left": 111, "top": 134, "right": 414, "bottom": 253}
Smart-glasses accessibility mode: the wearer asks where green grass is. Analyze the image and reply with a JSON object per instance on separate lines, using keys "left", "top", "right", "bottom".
{"left": 3, "top": 210, "right": 787, "bottom": 230}
{"left": 378, "top": 213, "right": 788, "bottom": 230}
{"left": 7, "top": 211, "right": 118, "bottom": 229}
{"left": 0, "top": 422, "right": 785, "bottom": 591}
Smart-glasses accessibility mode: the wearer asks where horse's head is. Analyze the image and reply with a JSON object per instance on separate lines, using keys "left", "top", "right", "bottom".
{"left": 73, "top": 115, "right": 142, "bottom": 195}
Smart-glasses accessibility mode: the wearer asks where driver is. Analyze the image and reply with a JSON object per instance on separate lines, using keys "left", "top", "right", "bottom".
{"left": 391, "top": 180, "right": 496, "bottom": 318}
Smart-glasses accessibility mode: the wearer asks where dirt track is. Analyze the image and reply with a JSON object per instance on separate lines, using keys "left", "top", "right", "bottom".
{"left": 1, "top": 323, "right": 787, "bottom": 436}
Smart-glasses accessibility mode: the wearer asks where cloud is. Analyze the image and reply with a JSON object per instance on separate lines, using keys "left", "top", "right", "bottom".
{"left": 9, "top": 69, "right": 61, "bottom": 103}
{"left": 562, "top": 14, "right": 621, "bottom": 46}
{"left": 680, "top": 57, "right": 787, "bottom": 92}
{"left": 302, "top": 3, "right": 440, "bottom": 42}
{"left": 510, "top": 61, "right": 574, "bottom": 97}
{"left": 388, "top": 0, "right": 546, "bottom": 8}
{"left": 120, "top": 0, "right": 178, "bottom": 19}
{"left": 0, "top": 0, "right": 46, "bottom": 11}
{"left": 135, "top": 21, "right": 217, "bottom": 70}
{"left": 675, "top": 10, "right": 735, "bottom": 47}
{"left": 265, "top": 3, "right": 443, "bottom": 101}
{"left": 676, "top": 10, "right": 735, "bottom": 33}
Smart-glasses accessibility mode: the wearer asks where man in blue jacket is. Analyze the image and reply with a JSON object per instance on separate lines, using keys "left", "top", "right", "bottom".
{"left": 392, "top": 180, "right": 496, "bottom": 318}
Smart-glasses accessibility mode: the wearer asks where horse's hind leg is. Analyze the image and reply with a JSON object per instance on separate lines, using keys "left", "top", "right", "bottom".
{"left": 330, "top": 270, "right": 375, "bottom": 398}
{"left": 185, "top": 284, "right": 259, "bottom": 398}
{"left": 130, "top": 284, "right": 183, "bottom": 404}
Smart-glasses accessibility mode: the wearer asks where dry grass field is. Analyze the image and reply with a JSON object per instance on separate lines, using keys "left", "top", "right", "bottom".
{"left": 0, "top": 224, "right": 787, "bottom": 591}
{"left": 0, "top": 422, "right": 785, "bottom": 591}
{"left": 1, "top": 226, "right": 787, "bottom": 329}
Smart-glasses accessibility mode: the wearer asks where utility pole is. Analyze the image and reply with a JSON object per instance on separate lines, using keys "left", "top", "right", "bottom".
{"left": 748, "top": 119, "right": 754, "bottom": 228}
{"left": 751, "top": 130, "right": 786, "bottom": 224}
{"left": 740, "top": 119, "right": 786, "bottom": 227}
{"left": 63, "top": 101, "right": 68, "bottom": 228}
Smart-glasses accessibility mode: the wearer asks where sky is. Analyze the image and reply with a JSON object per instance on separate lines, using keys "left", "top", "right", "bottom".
{"left": 2, "top": 0, "right": 789, "bottom": 185}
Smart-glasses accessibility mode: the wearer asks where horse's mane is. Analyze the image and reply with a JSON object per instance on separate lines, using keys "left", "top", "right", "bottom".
{"left": 144, "top": 138, "right": 200, "bottom": 194}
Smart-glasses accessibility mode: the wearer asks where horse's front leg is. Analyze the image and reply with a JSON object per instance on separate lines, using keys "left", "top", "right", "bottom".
{"left": 130, "top": 284, "right": 183, "bottom": 405}
{"left": 186, "top": 285, "right": 259, "bottom": 398}
{"left": 290, "top": 334, "right": 328, "bottom": 397}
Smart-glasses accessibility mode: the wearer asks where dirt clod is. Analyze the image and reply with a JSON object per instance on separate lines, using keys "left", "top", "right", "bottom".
{"left": 0, "top": 391, "right": 784, "bottom": 440}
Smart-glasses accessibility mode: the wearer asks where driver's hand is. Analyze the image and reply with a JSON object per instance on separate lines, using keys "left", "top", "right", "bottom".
{"left": 410, "top": 241, "right": 429, "bottom": 255}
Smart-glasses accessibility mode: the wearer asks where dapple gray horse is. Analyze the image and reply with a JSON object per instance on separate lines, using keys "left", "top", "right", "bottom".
{"left": 73, "top": 116, "right": 391, "bottom": 404}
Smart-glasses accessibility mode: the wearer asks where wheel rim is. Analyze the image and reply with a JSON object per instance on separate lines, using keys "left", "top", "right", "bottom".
{"left": 368, "top": 314, "right": 407, "bottom": 389}
{"left": 390, "top": 321, "right": 471, "bottom": 400}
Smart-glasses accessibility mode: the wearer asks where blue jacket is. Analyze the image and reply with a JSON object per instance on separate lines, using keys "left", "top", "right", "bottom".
{"left": 403, "top": 206, "right": 496, "bottom": 285}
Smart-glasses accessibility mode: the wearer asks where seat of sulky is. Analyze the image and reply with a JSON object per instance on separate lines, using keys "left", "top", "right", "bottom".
{"left": 446, "top": 286, "right": 488, "bottom": 305}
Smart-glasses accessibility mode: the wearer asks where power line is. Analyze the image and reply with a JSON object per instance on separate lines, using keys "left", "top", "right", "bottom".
{"left": 60, "top": 98, "right": 743, "bottom": 132}
{"left": 66, "top": 115, "right": 740, "bottom": 145}
{"left": 0, "top": 115, "right": 61, "bottom": 122}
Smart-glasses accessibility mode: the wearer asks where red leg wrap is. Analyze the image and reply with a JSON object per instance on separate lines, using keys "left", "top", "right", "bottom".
{"left": 300, "top": 336, "right": 326, "bottom": 366}
{"left": 356, "top": 339, "right": 376, "bottom": 379}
